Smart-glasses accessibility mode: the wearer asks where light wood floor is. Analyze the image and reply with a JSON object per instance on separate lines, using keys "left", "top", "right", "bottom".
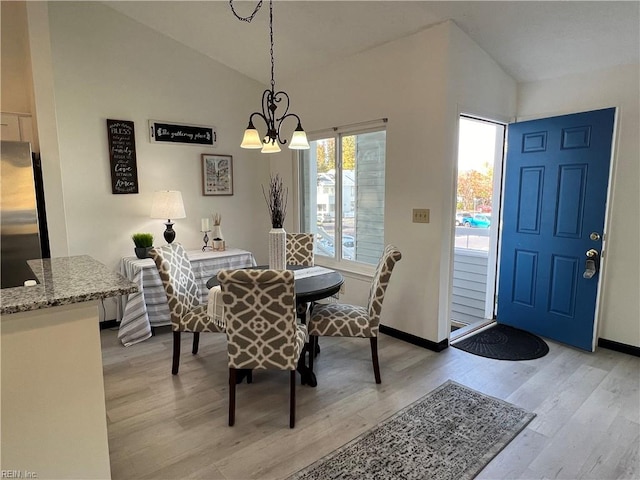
{"left": 101, "top": 327, "right": 640, "bottom": 480}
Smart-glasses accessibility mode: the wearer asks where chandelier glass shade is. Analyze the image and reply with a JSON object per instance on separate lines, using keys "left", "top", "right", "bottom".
{"left": 232, "top": 0, "right": 310, "bottom": 153}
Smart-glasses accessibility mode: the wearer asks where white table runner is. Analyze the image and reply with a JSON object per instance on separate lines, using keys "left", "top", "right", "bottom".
{"left": 293, "top": 266, "right": 335, "bottom": 279}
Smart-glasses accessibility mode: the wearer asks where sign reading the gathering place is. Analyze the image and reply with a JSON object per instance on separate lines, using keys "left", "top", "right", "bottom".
{"left": 106, "top": 119, "right": 139, "bottom": 194}
{"left": 148, "top": 120, "right": 217, "bottom": 146}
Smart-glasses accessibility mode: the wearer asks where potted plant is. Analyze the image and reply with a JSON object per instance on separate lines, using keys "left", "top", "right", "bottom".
{"left": 132, "top": 233, "right": 154, "bottom": 259}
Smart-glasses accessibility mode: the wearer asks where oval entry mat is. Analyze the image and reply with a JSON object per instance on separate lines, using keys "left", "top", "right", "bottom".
{"left": 452, "top": 324, "right": 549, "bottom": 360}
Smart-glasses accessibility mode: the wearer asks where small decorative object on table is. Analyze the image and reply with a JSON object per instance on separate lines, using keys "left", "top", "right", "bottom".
{"left": 212, "top": 213, "right": 225, "bottom": 251}
{"left": 263, "top": 174, "right": 287, "bottom": 270}
{"left": 132, "top": 233, "right": 154, "bottom": 259}
{"left": 201, "top": 217, "right": 212, "bottom": 251}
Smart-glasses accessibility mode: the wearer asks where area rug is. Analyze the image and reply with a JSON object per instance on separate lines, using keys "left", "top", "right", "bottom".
{"left": 287, "top": 380, "right": 535, "bottom": 480}
{"left": 452, "top": 323, "right": 549, "bottom": 361}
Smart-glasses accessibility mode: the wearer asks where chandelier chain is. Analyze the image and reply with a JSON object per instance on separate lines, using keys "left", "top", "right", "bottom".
{"left": 229, "top": 0, "right": 263, "bottom": 23}
{"left": 231, "top": 0, "right": 308, "bottom": 151}
{"left": 269, "top": 0, "right": 275, "bottom": 90}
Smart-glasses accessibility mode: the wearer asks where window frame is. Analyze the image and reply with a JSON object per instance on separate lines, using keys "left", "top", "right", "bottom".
{"left": 295, "top": 123, "right": 387, "bottom": 274}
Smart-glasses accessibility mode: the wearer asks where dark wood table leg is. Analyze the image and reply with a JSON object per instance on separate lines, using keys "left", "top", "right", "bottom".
{"left": 296, "top": 305, "right": 318, "bottom": 387}
{"left": 297, "top": 355, "right": 317, "bottom": 387}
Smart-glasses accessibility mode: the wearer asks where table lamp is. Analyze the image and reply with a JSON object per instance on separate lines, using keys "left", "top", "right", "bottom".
{"left": 150, "top": 190, "right": 186, "bottom": 244}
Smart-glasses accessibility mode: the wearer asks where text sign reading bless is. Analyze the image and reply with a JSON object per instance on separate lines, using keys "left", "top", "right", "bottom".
{"left": 107, "top": 119, "right": 139, "bottom": 194}
{"left": 149, "top": 120, "right": 217, "bottom": 146}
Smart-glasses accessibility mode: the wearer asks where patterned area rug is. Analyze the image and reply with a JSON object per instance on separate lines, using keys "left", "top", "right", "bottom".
{"left": 288, "top": 380, "right": 535, "bottom": 480}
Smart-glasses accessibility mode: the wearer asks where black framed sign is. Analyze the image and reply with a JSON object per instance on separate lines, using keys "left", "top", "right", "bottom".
{"left": 107, "top": 119, "right": 139, "bottom": 194}
{"left": 149, "top": 120, "right": 217, "bottom": 146}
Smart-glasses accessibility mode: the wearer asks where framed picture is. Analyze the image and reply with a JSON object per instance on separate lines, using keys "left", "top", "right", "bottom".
{"left": 202, "top": 154, "right": 233, "bottom": 196}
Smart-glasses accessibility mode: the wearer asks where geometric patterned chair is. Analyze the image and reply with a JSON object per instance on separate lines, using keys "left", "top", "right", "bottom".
{"left": 148, "top": 243, "right": 224, "bottom": 375}
{"left": 286, "top": 232, "right": 315, "bottom": 319}
{"left": 286, "top": 232, "right": 314, "bottom": 266}
{"left": 217, "top": 268, "right": 307, "bottom": 428}
{"left": 307, "top": 244, "right": 402, "bottom": 384}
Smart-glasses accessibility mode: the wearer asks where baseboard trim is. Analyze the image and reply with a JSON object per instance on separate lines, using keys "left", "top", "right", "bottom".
{"left": 598, "top": 338, "right": 640, "bottom": 357}
{"left": 380, "top": 325, "right": 449, "bottom": 352}
{"left": 100, "top": 319, "right": 119, "bottom": 330}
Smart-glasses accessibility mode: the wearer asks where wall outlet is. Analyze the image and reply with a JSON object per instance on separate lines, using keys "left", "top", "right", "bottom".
{"left": 339, "top": 283, "right": 345, "bottom": 294}
{"left": 412, "top": 208, "right": 430, "bottom": 223}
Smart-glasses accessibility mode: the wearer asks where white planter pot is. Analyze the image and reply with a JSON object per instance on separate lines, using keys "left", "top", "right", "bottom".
{"left": 269, "top": 228, "right": 287, "bottom": 270}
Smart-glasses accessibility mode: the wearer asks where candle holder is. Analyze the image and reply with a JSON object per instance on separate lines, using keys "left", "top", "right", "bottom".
{"left": 201, "top": 230, "right": 212, "bottom": 251}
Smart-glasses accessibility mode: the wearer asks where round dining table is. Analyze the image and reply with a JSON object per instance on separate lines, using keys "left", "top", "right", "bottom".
{"left": 206, "top": 265, "right": 344, "bottom": 387}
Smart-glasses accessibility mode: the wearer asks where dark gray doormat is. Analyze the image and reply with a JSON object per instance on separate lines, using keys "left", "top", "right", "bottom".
{"left": 287, "top": 380, "right": 535, "bottom": 480}
{"left": 452, "top": 323, "right": 549, "bottom": 360}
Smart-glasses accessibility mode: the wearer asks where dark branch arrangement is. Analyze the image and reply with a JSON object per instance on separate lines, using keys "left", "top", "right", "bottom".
{"left": 262, "top": 174, "right": 288, "bottom": 228}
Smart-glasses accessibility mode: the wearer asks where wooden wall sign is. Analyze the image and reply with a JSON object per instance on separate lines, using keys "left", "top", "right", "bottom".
{"left": 149, "top": 120, "right": 217, "bottom": 146}
{"left": 107, "top": 119, "right": 139, "bottom": 194}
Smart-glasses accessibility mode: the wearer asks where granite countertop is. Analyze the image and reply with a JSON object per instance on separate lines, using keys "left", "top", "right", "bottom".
{"left": 0, "top": 255, "right": 138, "bottom": 315}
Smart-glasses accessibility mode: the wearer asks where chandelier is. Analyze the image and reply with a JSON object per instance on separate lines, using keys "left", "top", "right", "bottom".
{"left": 230, "top": 0, "right": 310, "bottom": 153}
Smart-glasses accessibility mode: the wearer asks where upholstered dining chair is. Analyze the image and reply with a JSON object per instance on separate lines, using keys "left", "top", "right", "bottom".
{"left": 307, "top": 244, "right": 402, "bottom": 384}
{"left": 286, "top": 232, "right": 315, "bottom": 320}
{"left": 148, "top": 243, "right": 224, "bottom": 375}
{"left": 217, "top": 269, "right": 307, "bottom": 428}
{"left": 286, "top": 232, "right": 314, "bottom": 266}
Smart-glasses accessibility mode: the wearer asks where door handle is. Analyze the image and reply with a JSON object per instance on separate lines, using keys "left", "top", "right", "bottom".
{"left": 583, "top": 249, "right": 600, "bottom": 279}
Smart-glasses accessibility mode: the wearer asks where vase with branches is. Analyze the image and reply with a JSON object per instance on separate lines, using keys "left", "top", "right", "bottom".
{"left": 263, "top": 174, "right": 288, "bottom": 269}
{"left": 262, "top": 174, "right": 288, "bottom": 228}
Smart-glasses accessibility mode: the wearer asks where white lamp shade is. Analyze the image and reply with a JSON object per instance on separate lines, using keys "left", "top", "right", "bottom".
{"left": 261, "top": 139, "right": 282, "bottom": 154}
{"left": 150, "top": 191, "right": 186, "bottom": 220}
{"left": 289, "top": 129, "right": 310, "bottom": 149}
{"left": 240, "top": 128, "right": 263, "bottom": 149}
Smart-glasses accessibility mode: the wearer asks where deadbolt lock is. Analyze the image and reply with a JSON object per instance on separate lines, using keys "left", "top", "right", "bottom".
{"left": 590, "top": 232, "right": 601, "bottom": 241}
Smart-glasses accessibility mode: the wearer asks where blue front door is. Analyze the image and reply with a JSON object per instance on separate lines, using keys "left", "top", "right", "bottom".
{"left": 497, "top": 108, "right": 615, "bottom": 351}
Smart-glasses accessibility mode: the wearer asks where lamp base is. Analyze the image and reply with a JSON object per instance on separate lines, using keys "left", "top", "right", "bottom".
{"left": 164, "top": 222, "right": 176, "bottom": 244}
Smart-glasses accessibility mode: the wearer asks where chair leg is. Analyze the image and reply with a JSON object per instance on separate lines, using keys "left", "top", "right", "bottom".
{"left": 370, "top": 337, "right": 381, "bottom": 384}
{"left": 172, "top": 331, "right": 181, "bottom": 375}
{"left": 192, "top": 332, "right": 200, "bottom": 354}
{"left": 229, "top": 368, "right": 237, "bottom": 426}
{"left": 309, "top": 336, "right": 317, "bottom": 372}
{"left": 289, "top": 370, "right": 296, "bottom": 428}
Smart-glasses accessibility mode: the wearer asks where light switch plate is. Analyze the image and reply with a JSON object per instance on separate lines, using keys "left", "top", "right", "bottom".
{"left": 412, "top": 208, "right": 430, "bottom": 223}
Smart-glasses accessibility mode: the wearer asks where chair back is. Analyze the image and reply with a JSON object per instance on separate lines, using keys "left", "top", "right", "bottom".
{"left": 286, "top": 233, "right": 314, "bottom": 266}
{"left": 367, "top": 245, "right": 402, "bottom": 328}
{"left": 148, "top": 243, "right": 201, "bottom": 325}
{"left": 217, "top": 269, "right": 299, "bottom": 370}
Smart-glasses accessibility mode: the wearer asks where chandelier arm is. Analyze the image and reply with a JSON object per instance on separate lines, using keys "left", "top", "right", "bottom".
{"left": 272, "top": 90, "right": 291, "bottom": 123}
{"left": 275, "top": 113, "right": 304, "bottom": 145}
{"left": 248, "top": 111, "right": 269, "bottom": 144}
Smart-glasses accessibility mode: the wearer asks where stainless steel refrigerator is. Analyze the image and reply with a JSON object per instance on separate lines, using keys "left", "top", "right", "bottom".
{"left": 1, "top": 141, "right": 50, "bottom": 288}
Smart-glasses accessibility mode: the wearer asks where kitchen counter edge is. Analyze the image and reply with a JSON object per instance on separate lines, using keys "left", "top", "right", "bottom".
{"left": 1, "top": 255, "right": 138, "bottom": 315}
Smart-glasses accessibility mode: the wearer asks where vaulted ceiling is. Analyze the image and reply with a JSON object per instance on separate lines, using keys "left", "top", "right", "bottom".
{"left": 105, "top": 1, "right": 639, "bottom": 85}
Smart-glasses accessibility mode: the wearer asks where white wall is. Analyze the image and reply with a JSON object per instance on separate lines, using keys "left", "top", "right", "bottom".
{"left": 24, "top": 2, "right": 272, "bottom": 317}
{"left": 284, "top": 21, "right": 516, "bottom": 343}
{"left": 518, "top": 64, "right": 640, "bottom": 347}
